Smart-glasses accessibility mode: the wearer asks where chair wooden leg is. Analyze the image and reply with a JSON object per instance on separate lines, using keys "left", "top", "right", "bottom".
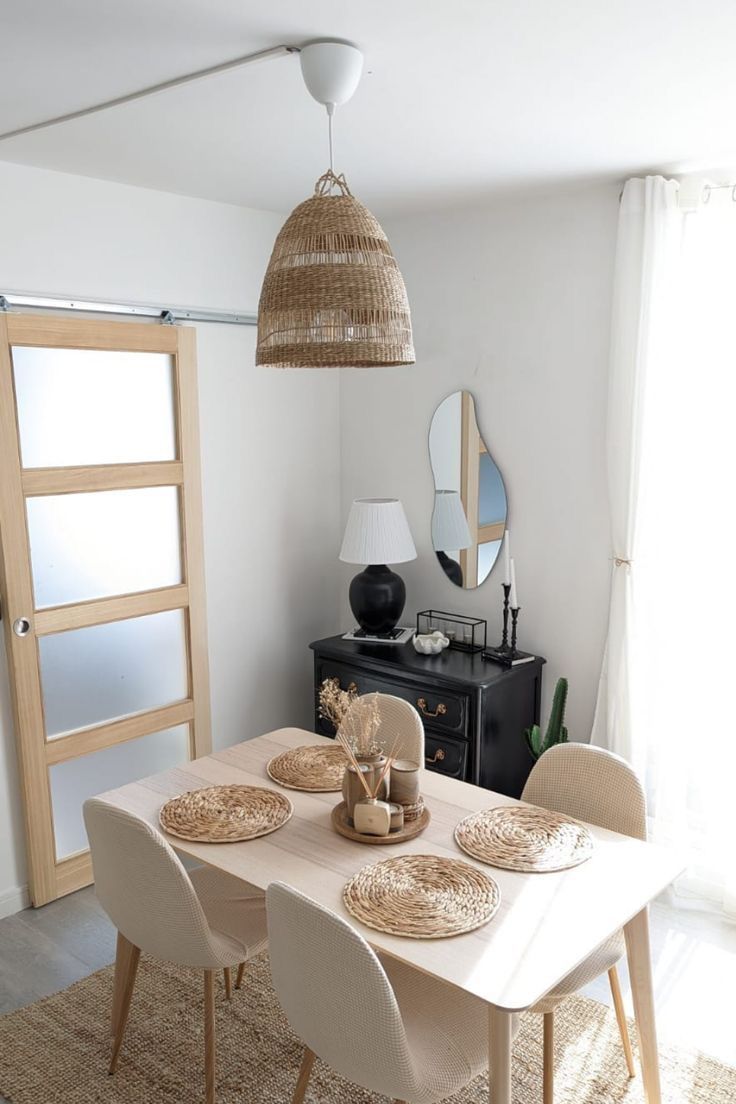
{"left": 204, "top": 970, "right": 216, "bottom": 1104}
{"left": 111, "top": 931, "right": 137, "bottom": 1036}
{"left": 608, "top": 965, "right": 636, "bottom": 1078}
{"left": 292, "top": 1047, "right": 315, "bottom": 1104}
{"left": 109, "top": 940, "right": 140, "bottom": 1074}
{"left": 235, "top": 962, "right": 246, "bottom": 989}
{"left": 223, "top": 967, "right": 232, "bottom": 1001}
{"left": 543, "top": 1012, "right": 554, "bottom": 1104}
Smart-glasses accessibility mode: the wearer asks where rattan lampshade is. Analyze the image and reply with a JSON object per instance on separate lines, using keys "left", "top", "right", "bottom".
{"left": 256, "top": 171, "right": 415, "bottom": 368}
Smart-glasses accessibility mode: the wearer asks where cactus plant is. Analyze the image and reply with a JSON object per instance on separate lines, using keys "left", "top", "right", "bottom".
{"left": 524, "top": 677, "right": 569, "bottom": 760}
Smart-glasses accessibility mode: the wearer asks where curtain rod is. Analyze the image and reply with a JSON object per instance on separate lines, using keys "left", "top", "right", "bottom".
{"left": 0, "top": 44, "right": 299, "bottom": 143}
{"left": 0, "top": 292, "right": 256, "bottom": 326}
{"left": 702, "top": 182, "right": 736, "bottom": 201}
{"left": 619, "top": 178, "right": 736, "bottom": 203}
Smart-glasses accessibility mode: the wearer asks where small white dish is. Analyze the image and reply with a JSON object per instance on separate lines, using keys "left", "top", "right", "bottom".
{"left": 412, "top": 631, "right": 450, "bottom": 655}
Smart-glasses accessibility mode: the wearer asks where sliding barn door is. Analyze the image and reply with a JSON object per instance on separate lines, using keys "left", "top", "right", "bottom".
{"left": 0, "top": 314, "right": 211, "bottom": 905}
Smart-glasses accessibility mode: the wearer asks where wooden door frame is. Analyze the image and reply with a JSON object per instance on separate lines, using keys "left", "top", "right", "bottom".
{"left": 0, "top": 314, "right": 211, "bottom": 905}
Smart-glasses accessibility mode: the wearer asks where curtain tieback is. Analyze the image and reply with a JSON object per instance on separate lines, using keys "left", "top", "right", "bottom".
{"left": 614, "top": 556, "right": 632, "bottom": 567}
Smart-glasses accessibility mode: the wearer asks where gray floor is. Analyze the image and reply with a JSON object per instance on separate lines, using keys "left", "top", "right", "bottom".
{"left": 0, "top": 887, "right": 734, "bottom": 1102}
{"left": 0, "top": 888, "right": 117, "bottom": 1104}
{"left": 0, "top": 887, "right": 116, "bottom": 1015}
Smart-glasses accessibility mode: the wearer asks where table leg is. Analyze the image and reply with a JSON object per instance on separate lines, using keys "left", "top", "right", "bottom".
{"left": 624, "top": 906, "right": 661, "bottom": 1104}
{"left": 488, "top": 1006, "right": 513, "bottom": 1104}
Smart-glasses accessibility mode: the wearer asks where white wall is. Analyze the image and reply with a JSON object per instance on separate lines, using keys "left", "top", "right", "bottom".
{"left": 339, "top": 186, "right": 618, "bottom": 741}
{"left": 0, "top": 161, "right": 341, "bottom": 914}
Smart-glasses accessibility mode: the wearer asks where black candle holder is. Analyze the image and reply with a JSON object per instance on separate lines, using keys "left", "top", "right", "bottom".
{"left": 509, "top": 606, "right": 520, "bottom": 658}
{"left": 500, "top": 583, "right": 511, "bottom": 651}
{"left": 482, "top": 591, "right": 535, "bottom": 667}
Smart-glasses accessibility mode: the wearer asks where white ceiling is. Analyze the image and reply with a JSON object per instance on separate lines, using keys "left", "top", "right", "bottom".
{"left": 1, "top": 0, "right": 736, "bottom": 216}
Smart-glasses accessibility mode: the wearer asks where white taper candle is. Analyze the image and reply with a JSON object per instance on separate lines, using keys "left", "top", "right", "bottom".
{"left": 509, "top": 558, "right": 519, "bottom": 608}
{"left": 503, "top": 531, "right": 511, "bottom": 585}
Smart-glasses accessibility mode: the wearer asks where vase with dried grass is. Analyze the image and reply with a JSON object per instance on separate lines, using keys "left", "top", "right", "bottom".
{"left": 318, "top": 681, "right": 389, "bottom": 820}
{"left": 340, "top": 694, "right": 389, "bottom": 818}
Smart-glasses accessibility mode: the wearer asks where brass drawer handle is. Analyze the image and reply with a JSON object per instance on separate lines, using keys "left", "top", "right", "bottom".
{"left": 417, "top": 697, "right": 447, "bottom": 719}
{"left": 425, "top": 748, "right": 446, "bottom": 764}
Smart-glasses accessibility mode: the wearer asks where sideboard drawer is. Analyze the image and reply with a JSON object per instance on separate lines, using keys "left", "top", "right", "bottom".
{"left": 315, "top": 657, "right": 469, "bottom": 738}
{"left": 424, "top": 731, "right": 468, "bottom": 780}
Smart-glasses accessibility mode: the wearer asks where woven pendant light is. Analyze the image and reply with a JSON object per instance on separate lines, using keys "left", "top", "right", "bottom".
{"left": 256, "top": 170, "right": 414, "bottom": 368}
{"left": 256, "top": 41, "right": 414, "bottom": 369}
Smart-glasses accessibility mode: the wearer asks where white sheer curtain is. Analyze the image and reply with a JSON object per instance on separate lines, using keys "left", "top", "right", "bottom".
{"left": 594, "top": 175, "right": 736, "bottom": 919}
{"left": 592, "top": 177, "right": 683, "bottom": 765}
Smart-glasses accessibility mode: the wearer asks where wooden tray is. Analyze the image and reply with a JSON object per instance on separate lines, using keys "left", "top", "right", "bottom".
{"left": 331, "top": 801, "right": 430, "bottom": 845}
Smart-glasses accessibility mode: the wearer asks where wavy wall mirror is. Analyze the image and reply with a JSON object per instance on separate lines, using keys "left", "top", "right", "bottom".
{"left": 429, "top": 391, "right": 507, "bottom": 589}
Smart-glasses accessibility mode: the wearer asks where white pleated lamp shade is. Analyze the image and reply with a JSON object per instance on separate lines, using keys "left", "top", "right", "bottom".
{"left": 340, "top": 499, "right": 417, "bottom": 565}
{"left": 432, "top": 490, "right": 472, "bottom": 551}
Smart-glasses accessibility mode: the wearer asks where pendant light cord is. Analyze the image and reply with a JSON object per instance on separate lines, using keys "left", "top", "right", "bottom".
{"left": 328, "top": 108, "right": 335, "bottom": 176}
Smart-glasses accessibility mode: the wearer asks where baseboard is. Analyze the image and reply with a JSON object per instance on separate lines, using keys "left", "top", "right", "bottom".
{"left": 0, "top": 882, "right": 30, "bottom": 918}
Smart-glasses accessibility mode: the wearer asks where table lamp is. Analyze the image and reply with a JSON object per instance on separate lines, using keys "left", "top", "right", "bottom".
{"left": 432, "top": 490, "right": 472, "bottom": 587}
{"left": 339, "top": 498, "right": 417, "bottom": 637}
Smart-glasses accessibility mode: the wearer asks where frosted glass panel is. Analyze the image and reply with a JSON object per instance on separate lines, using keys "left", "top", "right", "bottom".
{"left": 12, "top": 346, "right": 176, "bottom": 468}
{"left": 39, "top": 609, "right": 188, "bottom": 738}
{"left": 49, "top": 725, "right": 189, "bottom": 859}
{"left": 27, "top": 486, "right": 182, "bottom": 608}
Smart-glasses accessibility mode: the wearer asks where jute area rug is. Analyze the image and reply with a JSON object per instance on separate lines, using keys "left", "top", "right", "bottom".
{"left": 0, "top": 953, "right": 732, "bottom": 1103}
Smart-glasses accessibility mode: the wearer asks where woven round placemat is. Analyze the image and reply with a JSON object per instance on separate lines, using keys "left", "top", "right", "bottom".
{"left": 343, "top": 853, "right": 500, "bottom": 938}
{"left": 455, "top": 805, "right": 594, "bottom": 872}
{"left": 159, "top": 785, "right": 293, "bottom": 843}
{"left": 266, "top": 743, "right": 347, "bottom": 792}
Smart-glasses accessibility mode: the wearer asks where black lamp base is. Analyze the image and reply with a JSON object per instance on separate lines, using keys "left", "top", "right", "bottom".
{"left": 349, "top": 564, "right": 406, "bottom": 636}
{"left": 435, "top": 550, "right": 463, "bottom": 587}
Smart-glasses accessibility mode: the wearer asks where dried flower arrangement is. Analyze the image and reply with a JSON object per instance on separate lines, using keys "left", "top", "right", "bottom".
{"left": 340, "top": 694, "right": 381, "bottom": 757}
{"left": 318, "top": 677, "right": 357, "bottom": 730}
{"left": 318, "top": 679, "right": 381, "bottom": 757}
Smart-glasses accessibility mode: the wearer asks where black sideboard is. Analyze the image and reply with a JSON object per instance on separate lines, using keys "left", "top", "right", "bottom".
{"left": 310, "top": 635, "right": 545, "bottom": 799}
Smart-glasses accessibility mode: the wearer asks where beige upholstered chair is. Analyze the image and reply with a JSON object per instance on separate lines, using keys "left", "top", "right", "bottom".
{"left": 522, "top": 743, "right": 647, "bottom": 1102}
{"left": 344, "top": 692, "right": 425, "bottom": 765}
{"left": 267, "top": 880, "right": 510, "bottom": 1104}
{"left": 83, "top": 798, "right": 268, "bottom": 1104}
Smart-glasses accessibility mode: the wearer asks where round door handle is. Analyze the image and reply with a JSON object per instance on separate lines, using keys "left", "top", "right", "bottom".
{"left": 13, "top": 617, "right": 31, "bottom": 637}
{"left": 425, "top": 748, "right": 446, "bottom": 764}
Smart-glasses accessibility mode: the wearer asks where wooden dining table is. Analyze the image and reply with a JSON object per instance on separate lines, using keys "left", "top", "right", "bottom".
{"left": 99, "top": 727, "right": 682, "bottom": 1104}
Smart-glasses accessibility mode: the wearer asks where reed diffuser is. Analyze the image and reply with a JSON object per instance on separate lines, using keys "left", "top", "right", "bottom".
{"left": 336, "top": 730, "right": 400, "bottom": 836}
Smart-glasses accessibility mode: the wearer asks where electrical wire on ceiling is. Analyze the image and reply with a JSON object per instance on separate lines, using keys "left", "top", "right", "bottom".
{"left": 0, "top": 45, "right": 300, "bottom": 143}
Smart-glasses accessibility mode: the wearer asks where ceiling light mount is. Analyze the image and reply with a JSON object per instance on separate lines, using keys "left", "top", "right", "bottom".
{"left": 299, "top": 41, "right": 363, "bottom": 116}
